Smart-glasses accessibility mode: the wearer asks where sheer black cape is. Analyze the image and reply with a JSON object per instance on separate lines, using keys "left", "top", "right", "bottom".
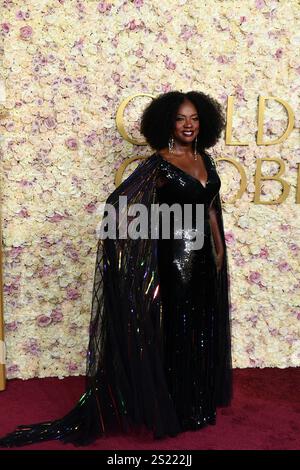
{"left": 0, "top": 152, "right": 232, "bottom": 447}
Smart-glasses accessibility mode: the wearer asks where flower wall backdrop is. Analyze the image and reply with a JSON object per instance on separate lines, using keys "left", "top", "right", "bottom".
{"left": 0, "top": 0, "right": 299, "bottom": 379}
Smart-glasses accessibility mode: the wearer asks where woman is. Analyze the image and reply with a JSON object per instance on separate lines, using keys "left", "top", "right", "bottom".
{"left": 0, "top": 91, "right": 232, "bottom": 447}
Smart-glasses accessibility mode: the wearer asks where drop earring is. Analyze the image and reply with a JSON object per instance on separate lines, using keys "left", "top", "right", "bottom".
{"left": 168, "top": 135, "right": 175, "bottom": 155}
{"left": 194, "top": 136, "right": 198, "bottom": 160}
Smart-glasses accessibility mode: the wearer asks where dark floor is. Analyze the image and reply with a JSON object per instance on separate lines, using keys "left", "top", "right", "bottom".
{"left": 0, "top": 368, "right": 299, "bottom": 450}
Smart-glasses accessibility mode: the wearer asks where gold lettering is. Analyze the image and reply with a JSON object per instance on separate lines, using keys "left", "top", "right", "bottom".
{"left": 116, "top": 93, "right": 155, "bottom": 145}
{"left": 254, "top": 158, "right": 290, "bottom": 204}
{"left": 215, "top": 157, "right": 247, "bottom": 203}
{"left": 225, "top": 96, "right": 250, "bottom": 146}
{"left": 257, "top": 96, "right": 295, "bottom": 145}
{"left": 114, "top": 155, "right": 146, "bottom": 187}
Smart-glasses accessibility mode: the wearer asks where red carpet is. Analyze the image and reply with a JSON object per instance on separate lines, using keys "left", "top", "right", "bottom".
{"left": 0, "top": 368, "right": 299, "bottom": 450}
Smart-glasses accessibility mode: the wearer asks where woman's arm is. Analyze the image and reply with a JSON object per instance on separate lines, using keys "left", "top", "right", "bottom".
{"left": 208, "top": 197, "right": 224, "bottom": 273}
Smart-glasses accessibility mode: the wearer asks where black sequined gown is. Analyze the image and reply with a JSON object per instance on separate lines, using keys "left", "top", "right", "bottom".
{"left": 0, "top": 152, "right": 232, "bottom": 447}
{"left": 156, "top": 153, "right": 220, "bottom": 429}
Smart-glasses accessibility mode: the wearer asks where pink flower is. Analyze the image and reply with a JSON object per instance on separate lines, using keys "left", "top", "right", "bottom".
{"left": 83, "top": 131, "right": 98, "bottom": 147}
{"left": 1, "top": 23, "right": 10, "bottom": 33}
{"left": 50, "top": 308, "right": 63, "bottom": 323}
{"left": 247, "top": 33, "right": 254, "bottom": 47}
{"left": 97, "top": 2, "right": 112, "bottom": 13}
{"left": 16, "top": 10, "right": 27, "bottom": 20}
{"left": 112, "top": 72, "right": 120, "bottom": 84}
{"left": 45, "top": 116, "right": 57, "bottom": 129}
{"left": 67, "top": 287, "right": 80, "bottom": 300}
{"left": 5, "top": 122, "right": 15, "bottom": 131}
{"left": 134, "top": 47, "right": 143, "bottom": 58}
{"left": 38, "top": 266, "right": 56, "bottom": 278}
{"left": 4, "top": 279, "right": 20, "bottom": 295}
{"left": 7, "top": 364, "right": 20, "bottom": 374}
{"left": 17, "top": 208, "right": 30, "bottom": 218}
{"left": 239, "top": 16, "right": 247, "bottom": 23}
{"left": 76, "top": 2, "right": 85, "bottom": 13}
{"left": 134, "top": 0, "right": 144, "bottom": 6}
{"left": 65, "top": 137, "right": 78, "bottom": 150}
{"left": 246, "top": 342, "right": 255, "bottom": 354}
{"left": 291, "top": 308, "right": 300, "bottom": 317}
{"left": 19, "top": 25, "right": 33, "bottom": 40}
{"left": 277, "top": 261, "right": 292, "bottom": 272}
{"left": 19, "top": 179, "right": 33, "bottom": 187}
{"left": 85, "top": 201, "right": 97, "bottom": 213}
{"left": 156, "top": 32, "right": 168, "bottom": 43}
{"left": 162, "top": 83, "right": 172, "bottom": 93}
{"left": 74, "top": 37, "right": 84, "bottom": 49}
{"left": 259, "top": 247, "right": 269, "bottom": 258}
{"left": 10, "top": 247, "right": 24, "bottom": 258}
{"left": 24, "top": 339, "right": 41, "bottom": 356}
{"left": 164, "top": 56, "right": 176, "bottom": 70}
{"left": 5, "top": 321, "right": 18, "bottom": 332}
{"left": 217, "top": 55, "right": 230, "bottom": 64}
{"left": 234, "top": 84, "right": 245, "bottom": 101}
{"left": 275, "top": 48, "right": 283, "bottom": 60}
{"left": 180, "top": 25, "right": 196, "bottom": 40}
{"left": 65, "top": 245, "right": 79, "bottom": 262}
{"left": 16, "top": 10, "right": 30, "bottom": 20}
{"left": 71, "top": 176, "right": 81, "bottom": 190}
{"left": 286, "top": 335, "right": 297, "bottom": 345}
{"left": 218, "top": 92, "right": 228, "bottom": 103}
{"left": 255, "top": 0, "right": 266, "bottom": 8}
{"left": 247, "top": 271, "right": 261, "bottom": 284}
{"left": 36, "top": 314, "right": 52, "bottom": 327}
{"left": 250, "top": 314, "right": 258, "bottom": 324}
{"left": 111, "top": 36, "right": 118, "bottom": 48}
{"left": 225, "top": 231, "right": 236, "bottom": 245}
{"left": 126, "top": 19, "right": 139, "bottom": 31}
{"left": 235, "top": 257, "right": 246, "bottom": 266}
{"left": 280, "top": 223, "right": 291, "bottom": 231}
{"left": 47, "top": 212, "right": 66, "bottom": 223}
{"left": 67, "top": 362, "right": 78, "bottom": 373}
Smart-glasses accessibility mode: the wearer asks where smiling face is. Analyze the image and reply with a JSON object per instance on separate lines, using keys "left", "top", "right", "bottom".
{"left": 172, "top": 99, "right": 200, "bottom": 145}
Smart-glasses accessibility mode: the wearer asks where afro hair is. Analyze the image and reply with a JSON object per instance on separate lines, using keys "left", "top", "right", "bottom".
{"left": 140, "top": 90, "right": 225, "bottom": 155}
